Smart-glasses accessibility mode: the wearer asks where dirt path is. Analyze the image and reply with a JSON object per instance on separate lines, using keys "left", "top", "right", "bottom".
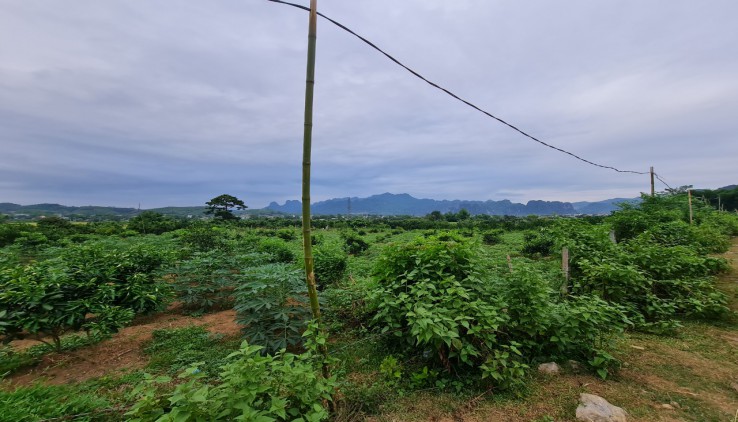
{"left": 6, "top": 307, "right": 240, "bottom": 386}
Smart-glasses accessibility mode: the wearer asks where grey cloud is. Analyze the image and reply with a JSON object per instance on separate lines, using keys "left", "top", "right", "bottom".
{"left": 1, "top": 0, "right": 736, "bottom": 208}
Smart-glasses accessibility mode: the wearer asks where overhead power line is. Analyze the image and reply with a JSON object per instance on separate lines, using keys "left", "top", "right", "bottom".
{"left": 268, "top": 0, "right": 649, "bottom": 175}
{"left": 654, "top": 173, "right": 673, "bottom": 190}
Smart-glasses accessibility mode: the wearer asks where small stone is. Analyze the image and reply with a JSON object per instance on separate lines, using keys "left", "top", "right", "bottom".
{"left": 576, "top": 393, "right": 627, "bottom": 422}
{"left": 669, "top": 401, "right": 680, "bottom": 409}
{"left": 659, "top": 404, "right": 674, "bottom": 410}
{"left": 538, "top": 362, "right": 561, "bottom": 375}
{"left": 629, "top": 345, "right": 645, "bottom": 350}
{"left": 568, "top": 360, "right": 584, "bottom": 373}
{"left": 730, "top": 382, "right": 738, "bottom": 393}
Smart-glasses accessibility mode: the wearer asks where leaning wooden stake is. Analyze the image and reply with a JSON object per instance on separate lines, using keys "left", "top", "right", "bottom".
{"left": 300, "top": 0, "right": 329, "bottom": 376}
{"left": 688, "top": 189, "right": 693, "bottom": 225}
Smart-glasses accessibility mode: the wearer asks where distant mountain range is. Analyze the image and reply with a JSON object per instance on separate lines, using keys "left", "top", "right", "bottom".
{"left": 1, "top": 194, "right": 639, "bottom": 220}
{"left": 266, "top": 193, "right": 640, "bottom": 217}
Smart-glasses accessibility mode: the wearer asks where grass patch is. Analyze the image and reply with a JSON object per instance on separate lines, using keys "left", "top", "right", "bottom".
{"left": 143, "top": 325, "right": 240, "bottom": 377}
{"left": 0, "top": 383, "right": 113, "bottom": 422}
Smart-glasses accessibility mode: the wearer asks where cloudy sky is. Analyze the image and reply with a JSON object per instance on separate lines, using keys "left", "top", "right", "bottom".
{"left": 1, "top": 1, "right": 736, "bottom": 209}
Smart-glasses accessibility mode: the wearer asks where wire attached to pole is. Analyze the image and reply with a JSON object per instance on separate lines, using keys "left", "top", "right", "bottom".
{"left": 267, "top": 0, "right": 649, "bottom": 175}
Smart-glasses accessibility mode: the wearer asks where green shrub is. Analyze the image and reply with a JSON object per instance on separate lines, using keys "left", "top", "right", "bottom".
{"left": 370, "top": 236, "right": 509, "bottom": 376}
{"left": 178, "top": 225, "right": 228, "bottom": 252}
{"left": 521, "top": 230, "right": 554, "bottom": 257}
{"left": 127, "top": 331, "right": 336, "bottom": 421}
{"left": 173, "top": 250, "right": 272, "bottom": 312}
{"left": 482, "top": 229, "right": 504, "bottom": 245}
{"left": 235, "top": 264, "right": 311, "bottom": 354}
{"left": 0, "top": 238, "right": 175, "bottom": 349}
{"left": 313, "top": 242, "right": 347, "bottom": 288}
{"left": 276, "top": 229, "right": 297, "bottom": 241}
{"left": 342, "top": 230, "right": 370, "bottom": 255}
{"left": 258, "top": 237, "right": 296, "bottom": 264}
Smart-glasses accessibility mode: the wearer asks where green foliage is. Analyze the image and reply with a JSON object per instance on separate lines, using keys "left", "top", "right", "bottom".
{"left": 127, "top": 333, "right": 336, "bottom": 421}
{"left": 276, "top": 228, "right": 298, "bottom": 241}
{"left": 341, "top": 230, "right": 369, "bottom": 255}
{"left": 313, "top": 241, "right": 347, "bottom": 288}
{"left": 0, "top": 384, "right": 111, "bottom": 422}
{"left": 521, "top": 230, "right": 554, "bottom": 257}
{"left": 0, "top": 222, "right": 30, "bottom": 247}
{"left": 35, "top": 216, "right": 76, "bottom": 242}
{"left": 0, "top": 238, "right": 175, "bottom": 348}
{"left": 0, "top": 260, "right": 135, "bottom": 350}
{"left": 546, "top": 296, "right": 629, "bottom": 378}
{"left": 322, "top": 277, "right": 374, "bottom": 329}
{"left": 128, "top": 211, "right": 181, "bottom": 235}
{"left": 481, "top": 229, "right": 504, "bottom": 245}
{"left": 370, "top": 236, "right": 508, "bottom": 374}
{"left": 554, "top": 199, "right": 733, "bottom": 330}
{"left": 144, "top": 326, "right": 236, "bottom": 377}
{"left": 258, "top": 237, "right": 296, "bottom": 264}
{"left": 205, "top": 194, "right": 247, "bottom": 221}
{"left": 370, "top": 234, "right": 635, "bottom": 386}
{"left": 177, "top": 225, "right": 228, "bottom": 252}
{"left": 235, "top": 264, "right": 311, "bottom": 354}
{"left": 172, "top": 251, "right": 266, "bottom": 312}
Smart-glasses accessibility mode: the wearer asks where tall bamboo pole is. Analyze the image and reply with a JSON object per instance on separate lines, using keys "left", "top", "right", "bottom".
{"left": 300, "top": 0, "right": 330, "bottom": 378}
{"left": 302, "top": 0, "right": 320, "bottom": 324}
{"left": 650, "top": 166, "right": 655, "bottom": 196}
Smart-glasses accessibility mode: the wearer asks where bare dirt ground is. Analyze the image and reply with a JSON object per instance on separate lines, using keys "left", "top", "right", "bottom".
{"left": 6, "top": 307, "right": 239, "bottom": 386}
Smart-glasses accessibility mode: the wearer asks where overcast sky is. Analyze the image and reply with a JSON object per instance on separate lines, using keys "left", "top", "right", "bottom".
{"left": 1, "top": 1, "right": 736, "bottom": 208}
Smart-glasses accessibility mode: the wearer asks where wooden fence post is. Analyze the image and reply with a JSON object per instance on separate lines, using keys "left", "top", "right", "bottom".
{"left": 561, "top": 247, "right": 570, "bottom": 295}
{"left": 609, "top": 230, "right": 617, "bottom": 244}
{"left": 506, "top": 254, "right": 513, "bottom": 273}
{"left": 688, "top": 189, "right": 694, "bottom": 225}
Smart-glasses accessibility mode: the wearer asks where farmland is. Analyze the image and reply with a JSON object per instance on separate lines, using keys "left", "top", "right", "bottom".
{"left": 1, "top": 192, "right": 737, "bottom": 421}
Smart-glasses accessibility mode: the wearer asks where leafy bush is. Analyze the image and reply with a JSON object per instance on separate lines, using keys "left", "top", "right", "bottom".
{"left": 313, "top": 242, "right": 347, "bottom": 288}
{"left": 0, "top": 260, "right": 135, "bottom": 350}
{"left": 0, "top": 238, "right": 175, "bottom": 348}
{"left": 369, "top": 235, "right": 634, "bottom": 386}
{"left": 481, "top": 229, "right": 504, "bottom": 245}
{"left": 521, "top": 230, "right": 554, "bottom": 257}
{"left": 235, "top": 264, "right": 311, "bottom": 354}
{"left": 127, "top": 332, "right": 336, "bottom": 421}
{"left": 554, "top": 207, "right": 731, "bottom": 329}
{"left": 0, "top": 223, "right": 29, "bottom": 247}
{"left": 178, "top": 225, "right": 228, "bottom": 252}
{"left": 276, "top": 229, "right": 297, "bottom": 241}
{"left": 342, "top": 230, "right": 370, "bottom": 255}
{"left": 128, "top": 211, "right": 182, "bottom": 235}
{"left": 258, "top": 237, "right": 296, "bottom": 264}
{"left": 370, "top": 236, "right": 509, "bottom": 376}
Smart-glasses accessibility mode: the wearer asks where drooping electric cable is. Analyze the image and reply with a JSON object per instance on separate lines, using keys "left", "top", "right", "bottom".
{"left": 268, "top": 0, "right": 649, "bottom": 175}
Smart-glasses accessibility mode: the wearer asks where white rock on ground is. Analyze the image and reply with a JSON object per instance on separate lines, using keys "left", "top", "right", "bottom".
{"left": 537, "top": 362, "right": 560, "bottom": 374}
{"left": 576, "top": 393, "right": 627, "bottom": 422}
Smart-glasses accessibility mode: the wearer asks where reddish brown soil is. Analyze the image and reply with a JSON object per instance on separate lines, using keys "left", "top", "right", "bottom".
{"left": 6, "top": 307, "right": 239, "bottom": 386}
